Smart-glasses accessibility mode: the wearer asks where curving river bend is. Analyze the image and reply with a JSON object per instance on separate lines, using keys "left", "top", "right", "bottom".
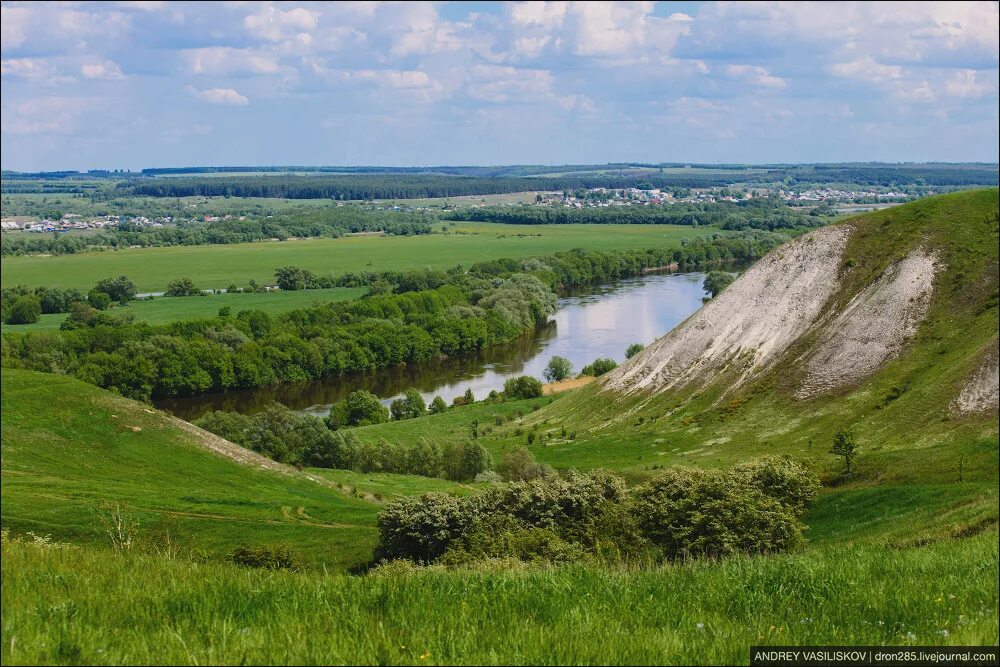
{"left": 155, "top": 272, "right": 708, "bottom": 421}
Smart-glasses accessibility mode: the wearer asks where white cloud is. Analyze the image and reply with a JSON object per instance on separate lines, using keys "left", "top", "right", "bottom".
{"left": 1, "top": 6, "right": 29, "bottom": 50}
{"left": 946, "top": 69, "right": 993, "bottom": 98}
{"left": 184, "top": 47, "right": 281, "bottom": 76}
{"left": 726, "top": 64, "right": 787, "bottom": 89}
{"left": 244, "top": 3, "right": 319, "bottom": 42}
{"left": 831, "top": 57, "right": 902, "bottom": 84}
{"left": 191, "top": 87, "right": 249, "bottom": 106}
{"left": 81, "top": 61, "right": 124, "bottom": 80}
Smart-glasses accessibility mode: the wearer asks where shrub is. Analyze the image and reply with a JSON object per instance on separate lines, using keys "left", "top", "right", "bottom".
{"left": 375, "top": 493, "right": 475, "bottom": 562}
{"left": 164, "top": 277, "right": 202, "bottom": 297}
{"left": 581, "top": 358, "right": 617, "bottom": 377}
{"left": 703, "top": 270, "right": 735, "bottom": 298}
{"left": 503, "top": 375, "right": 543, "bottom": 400}
{"left": 87, "top": 289, "right": 112, "bottom": 311}
{"left": 543, "top": 356, "right": 573, "bottom": 382}
{"left": 229, "top": 544, "right": 301, "bottom": 570}
{"left": 439, "top": 515, "right": 584, "bottom": 566}
{"left": 327, "top": 390, "right": 390, "bottom": 429}
{"left": 443, "top": 441, "right": 493, "bottom": 481}
{"left": 218, "top": 306, "right": 232, "bottom": 317}
{"left": 625, "top": 343, "right": 645, "bottom": 359}
{"left": 390, "top": 389, "right": 427, "bottom": 420}
{"left": 498, "top": 446, "right": 556, "bottom": 482}
{"left": 731, "top": 456, "right": 818, "bottom": 515}
{"left": 4, "top": 296, "right": 41, "bottom": 324}
{"left": 429, "top": 396, "right": 448, "bottom": 414}
{"left": 93, "top": 275, "right": 136, "bottom": 304}
{"left": 631, "top": 466, "right": 807, "bottom": 560}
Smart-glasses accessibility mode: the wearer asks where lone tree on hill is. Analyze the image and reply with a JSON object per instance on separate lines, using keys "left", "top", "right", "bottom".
{"left": 830, "top": 427, "right": 858, "bottom": 475}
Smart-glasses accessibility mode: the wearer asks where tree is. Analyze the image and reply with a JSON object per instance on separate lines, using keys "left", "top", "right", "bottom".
{"left": 581, "top": 358, "right": 617, "bottom": 377}
{"left": 703, "top": 271, "right": 735, "bottom": 299}
{"left": 544, "top": 356, "right": 573, "bottom": 382}
{"left": 4, "top": 296, "right": 41, "bottom": 324}
{"left": 87, "top": 289, "right": 112, "bottom": 311}
{"left": 429, "top": 396, "right": 448, "bottom": 414}
{"left": 165, "top": 277, "right": 202, "bottom": 297}
{"left": 430, "top": 396, "right": 448, "bottom": 415}
{"left": 463, "top": 388, "right": 475, "bottom": 404}
{"left": 391, "top": 389, "right": 427, "bottom": 421}
{"left": 625, "top": 343, "right": 645, "bottom": 359}
{"left": 327, "top": 390, "right": 390, "bottom": 429}
{"left": 504, "top": 375, "right": 543, "bottom": 400}
{"left": 830, "top": 428, "right": 858, "bottom": 474}
{"left": 274, "top": 266, "right": 316, "bottom": 291}
{"left": 93, "top": 276, "right": 136, "bottom": 304}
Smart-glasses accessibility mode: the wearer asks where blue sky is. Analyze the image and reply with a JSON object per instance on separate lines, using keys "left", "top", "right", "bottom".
{"left": 1, "top": 1, "right": 997, "bottom": 171}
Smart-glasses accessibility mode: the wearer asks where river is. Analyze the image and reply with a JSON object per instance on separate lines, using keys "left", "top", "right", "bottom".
{"left": 155, "top": 272, "right": 708, "bottom": 421}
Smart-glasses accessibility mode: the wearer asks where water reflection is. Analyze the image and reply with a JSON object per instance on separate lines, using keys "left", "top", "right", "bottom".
{"left": 156, "top": 272, "right": 707, "bottom": 421}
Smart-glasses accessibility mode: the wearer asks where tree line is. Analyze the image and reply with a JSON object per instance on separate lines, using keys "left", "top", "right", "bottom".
{"left": 114, "top": 173, "right": 751, "bottom": 200}
{"left": 1, "top": 209, "right": 433, "bottom": 257}
{"left": 448, "top": 198, "right": 816, "bottom": 231}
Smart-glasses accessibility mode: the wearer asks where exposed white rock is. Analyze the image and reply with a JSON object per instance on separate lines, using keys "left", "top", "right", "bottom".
{"left": 796, "top": 249, "right": 938, "bottom": 398}
{"left": 603, "top": 225, "right": 851, "bottom": 394}
{"left": 953, "top": 344, "right": 999, "bottom": 414}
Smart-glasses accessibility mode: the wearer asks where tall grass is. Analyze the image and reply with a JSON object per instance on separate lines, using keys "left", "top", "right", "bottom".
{"left": 3, "top": 531, "right": 996, "bottom": 665}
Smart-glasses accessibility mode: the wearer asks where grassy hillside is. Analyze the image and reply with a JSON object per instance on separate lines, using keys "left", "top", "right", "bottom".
{"left": 3, "top": 529, "right": 996, "bottom": 665}
{"left": 1, "top": 222, "right": 715, "bottom": 291}
{"left": 0, "top": 369, "right": 390, "bottom": 571}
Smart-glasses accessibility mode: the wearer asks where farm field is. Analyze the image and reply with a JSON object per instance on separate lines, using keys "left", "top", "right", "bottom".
{"left": 1, "top": 222, "right": 717, "bottom": 291}
{"left": 0, "top": 287, "right": 368, "bottom": 333}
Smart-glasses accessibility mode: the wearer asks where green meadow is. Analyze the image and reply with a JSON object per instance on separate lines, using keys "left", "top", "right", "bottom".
{"left": 1, "top": 222, "right": 716, "bottom": 291}
{"left": 3, "top": 530, "right": 995, "bottom": 665}
{"left": 0, "top": 286, "right": 368, "bottom": 333}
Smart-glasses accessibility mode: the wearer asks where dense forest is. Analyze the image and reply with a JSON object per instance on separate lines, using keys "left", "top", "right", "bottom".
{"left": 1, "top": 233, "right": 785, "bottom": 401}
{"left": 449, "top": 198, "right": 816, "bottom": 231}
{"left": 113, "top": 173, "right": 750, "bottom": 199}
{"left": 0, "top": 209, "right": 433, "bottom": 256}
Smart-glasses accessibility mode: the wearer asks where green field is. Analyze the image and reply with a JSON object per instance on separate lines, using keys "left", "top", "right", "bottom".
{"left": 0, "top": 287, "right": 367, "bottom": 333}
{"left": 1, "top": 222, "right": 716, "bottom": 291}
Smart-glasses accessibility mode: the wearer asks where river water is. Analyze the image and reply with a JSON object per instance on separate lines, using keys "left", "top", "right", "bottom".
{"left": 155, "top": 272, "right": 708, "bottom": 421}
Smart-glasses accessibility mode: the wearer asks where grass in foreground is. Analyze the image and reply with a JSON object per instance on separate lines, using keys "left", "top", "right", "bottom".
{"left": 1, "top": 222, "right": 716, "bottom": 291}
{"left": 2, "top": 530, "right": 996, "bottom": 665}
{"left": 0, "top": 287, "right": 367, "bottom": 333}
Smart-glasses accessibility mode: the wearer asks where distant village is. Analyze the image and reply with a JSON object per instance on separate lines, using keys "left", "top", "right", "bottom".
{"left": 0, "top": 213, "right": 247, "bottom": 232}
{"left": 1, "top": 185, "right": 918, "bottom": 232}
{"left": 520, "top": 185, "right": 915, "bottom": 209}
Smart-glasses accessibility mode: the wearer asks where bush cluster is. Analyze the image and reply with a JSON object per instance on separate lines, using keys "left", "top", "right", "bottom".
{"left": 374, "top": 456, "right": 818, "bottom": 567}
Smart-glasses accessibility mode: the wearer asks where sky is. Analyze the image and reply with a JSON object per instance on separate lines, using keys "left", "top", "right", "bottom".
{"left": 1, "top": 1, "right": 998, "bottom": 171}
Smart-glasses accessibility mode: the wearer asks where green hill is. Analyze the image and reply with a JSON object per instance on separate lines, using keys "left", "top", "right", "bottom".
{"left": 1, "top": 369, "right": 385, "bottom": 571}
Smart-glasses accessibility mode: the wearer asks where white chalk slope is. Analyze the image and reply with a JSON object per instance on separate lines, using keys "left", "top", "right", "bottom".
{"left": 603, "top": 224, "right": 946, "bottom": 403}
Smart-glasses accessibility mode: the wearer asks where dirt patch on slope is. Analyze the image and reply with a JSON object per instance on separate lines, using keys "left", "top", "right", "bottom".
{"left": 796, "top": 249, "right": 938, "bottom": 398}
{"left": 602, "top": 225, "right": 851, "bottom": 395}
{"left": 543, "top": 376, "right": 595, "bottom": 395}
{"left": 953, "top": 342, "right": 1000, "bottom": 414}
